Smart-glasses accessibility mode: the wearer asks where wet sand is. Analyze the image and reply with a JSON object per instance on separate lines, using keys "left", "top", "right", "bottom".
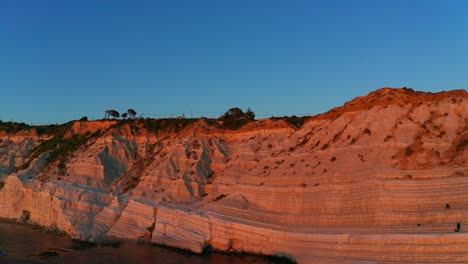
{"left": 0, "top": 218, "right": 286, "bottom": 264}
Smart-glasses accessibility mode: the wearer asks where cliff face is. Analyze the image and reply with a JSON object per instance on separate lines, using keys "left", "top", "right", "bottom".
{"left": 1, "top": 88, "right": 467, "bottom": 263}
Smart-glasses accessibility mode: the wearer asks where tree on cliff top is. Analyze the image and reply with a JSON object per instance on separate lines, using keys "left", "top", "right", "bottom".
{"left": 127, "top": 109, "right": 137, "bottom": 118}
{"left": 104, "top": 110, "right": 120, "bottom": 119}
{"left": 223, "top": 107, "right": 244, "bottom": 119}
{"left": 245, "top": 107, "right": 255, "bottom": 120}
{"left": 220, "top": 107, "right": 255, "bottom": 120}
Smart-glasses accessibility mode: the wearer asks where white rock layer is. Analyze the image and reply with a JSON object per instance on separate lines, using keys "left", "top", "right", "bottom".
{"left": 0, "top": 88, "right": 467, "bottom": 263}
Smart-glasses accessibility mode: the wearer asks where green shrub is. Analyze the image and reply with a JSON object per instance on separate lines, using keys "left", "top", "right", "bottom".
{"left": 214, "top": 194, "right": 226, "bottom": 201}
{"left": 405, "top": 146, "right": 414, "bottom": 156}
{"left": 363, "top": 128, "right": 371, "bottom": 135}
{"left": 0, "top": 121, "right": 30, "bottom": 134}
{"left": 219, "top": 118, "right": 249, "bottom": 130}
{"left": 456, "top": 139, "right": 468, "bottom": 152}
{"left": 270, "top": 116, "right": 307, "bottom": 128}
{"left": 35, "top": 124, "right": 62, "bottom": 136}
{"left": 143, "top": 118, "right": 198, "bottom": 133}
{"left": 18, "top": 123, "right": 101, "bottom": 171}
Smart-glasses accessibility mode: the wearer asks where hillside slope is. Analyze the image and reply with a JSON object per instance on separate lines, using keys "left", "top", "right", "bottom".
{"left": 1, "top": 87, "right": 467, "bottom": 263}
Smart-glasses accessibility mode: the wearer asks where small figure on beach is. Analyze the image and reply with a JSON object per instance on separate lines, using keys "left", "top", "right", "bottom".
{"left": 445, "top": 203, "right": 450, "bottom": 209}
{"left": 456, "top": 222, "right": 461, "bottom": 232}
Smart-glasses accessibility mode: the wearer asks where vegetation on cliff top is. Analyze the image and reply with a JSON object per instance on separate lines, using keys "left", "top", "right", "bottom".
{"left": 0, "top": 121, "right": 30, "bottom": 134}
{"left": 142, "top": 118, "right": 199, "bottom": 133}
{"left": 4, "top": 88, "right": 466, "bottom": 174}
{"left": 270, "top": 116, "right": 308, "bottom": 128}
{"left": 17, "top": 122, "right": 102, "bottom": 173}
{"left": 0, "top": 120, "right": 61, "bottom": 135}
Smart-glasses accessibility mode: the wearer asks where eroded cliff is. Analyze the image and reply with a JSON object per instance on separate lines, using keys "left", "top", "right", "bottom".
{"left": 1, "top": 88, "right": 467, "bottom": 263}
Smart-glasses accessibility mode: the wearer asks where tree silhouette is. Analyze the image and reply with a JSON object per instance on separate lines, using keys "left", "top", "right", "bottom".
{"left": 104, "top": 110, "right": 120, "bottom": 119}
{"left": 221, "top": 107, "right": 244, "bottom": 119}
{"left": 121, "top": 113, "right": 128, "bottom": 119}
{"left": 245, "top": 107, "right": 255, "bottom": 120}
{"left": 127, "top": 109, "right": 137, "bottom": 119}
{"left": 220, "top": 107, "right": 256, "bottom": 120}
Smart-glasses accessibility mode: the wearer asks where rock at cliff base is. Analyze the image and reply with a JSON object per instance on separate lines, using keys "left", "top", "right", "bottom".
{"left": 16, "top": 210, "right": 30, "bottom": 224}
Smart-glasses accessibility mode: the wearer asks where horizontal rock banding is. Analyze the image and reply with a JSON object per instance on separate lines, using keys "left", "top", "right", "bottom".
{"left": 0, "top": 88, "right": 467, "bottom": 263}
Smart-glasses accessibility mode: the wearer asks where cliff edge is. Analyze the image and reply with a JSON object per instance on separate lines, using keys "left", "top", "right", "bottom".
{"left": 1, "top": 87, "right": 467, "bottom": 263}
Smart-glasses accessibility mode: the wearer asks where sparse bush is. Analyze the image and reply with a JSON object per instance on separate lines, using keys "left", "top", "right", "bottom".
{"left": 220, "top": 118, "right": 249, "bottom": 130}
{"left": 437, "top": 131, "right": 446, "bottom": 138}
{"left": 214, "top": 194, "right": 226, "bottom": 201}
{"left": 18, "top": 123, "right": 101, "bottom": 172}
{"left": 297, "top": 138, "right": 309, "bottom": 147}
{"left": 143, "top": 118, "right": 198, "bottom": 133}
{"left": 48, "top": 134, "right": 90, "bottom": 162}
{"left": 276, "top": 116, "right": 307, "bottom": 128}
{"left": 17, "top": 123, "right": 71, "bottom": 170}
{"left": 456, "top": 139, "right": 468, "bottom": 152}
{"left": 122, "top": 176, "right": 140, "bottom": 193}
{"left": 405, "top": 146, "right": 414, "bottom": 156}
{"left": 333, "top": 132, "right": 342, "bottom": 142}
{"left": 35, "top": 124, "right": 62, "bottom": 136}
{"left": 58, "top": 160, "right": 67, "bottom": 176}
{"left": 0, "top": 121, "right": 30, "bottom": 134}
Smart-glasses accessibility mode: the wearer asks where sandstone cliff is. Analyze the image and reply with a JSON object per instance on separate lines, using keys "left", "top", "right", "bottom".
{"left": 1, "top": 88, "right": 467, "bottom": 263}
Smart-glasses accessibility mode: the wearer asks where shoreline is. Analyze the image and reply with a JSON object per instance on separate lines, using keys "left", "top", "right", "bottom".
{"left": 0, "top": 217, "right": 294, "bottom": 263}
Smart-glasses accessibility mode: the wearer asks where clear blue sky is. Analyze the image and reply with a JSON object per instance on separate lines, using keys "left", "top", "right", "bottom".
{"left": 1, "top": 0, "right": 467, "bottom": 124}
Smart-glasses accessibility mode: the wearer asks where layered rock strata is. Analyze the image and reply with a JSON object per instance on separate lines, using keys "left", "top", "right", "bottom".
{"left": 1, "top": 88, "right": 467, "bottom": 263}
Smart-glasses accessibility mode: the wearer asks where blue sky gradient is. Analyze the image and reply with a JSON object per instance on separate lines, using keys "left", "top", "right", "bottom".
{"left": 1, "top": 0, "right": 467, "bottom": 124}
